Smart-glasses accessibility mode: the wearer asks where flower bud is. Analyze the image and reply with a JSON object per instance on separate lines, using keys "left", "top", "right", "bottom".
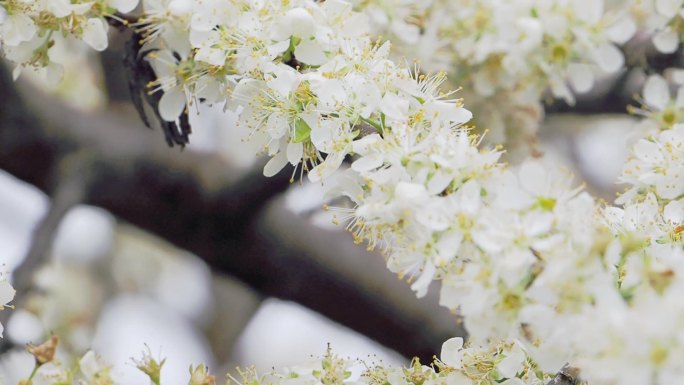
{"left": 27, "top": 335, "right": 59, "bottom": 365}
{"left": 133, "top": 349, "right": 166, "bottom": 385}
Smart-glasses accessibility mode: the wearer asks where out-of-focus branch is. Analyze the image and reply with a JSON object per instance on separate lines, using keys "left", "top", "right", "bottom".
{"left": 0, "top": 64, "right": 461, "bottom": 361}
{"left": 0, "top": 155, "right": 90, "bottom": 353}
{"left": 245, "top": 196, "right": 462, "bottom": 361}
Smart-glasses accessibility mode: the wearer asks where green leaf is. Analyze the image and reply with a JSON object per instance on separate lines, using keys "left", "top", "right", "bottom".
{"left": 281, "top": 36, "right": 302, "bottom": 63}
{"left": 293, "top": 118, "right": 311, "bottom": 143}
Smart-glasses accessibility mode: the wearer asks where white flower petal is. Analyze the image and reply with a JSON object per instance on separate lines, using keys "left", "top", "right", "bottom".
{"left": 267, "top": 40, "right": 291, "bottom": 59}
{"left": 518, "top": 160, "right": 548, "bottom": 195}
{"left": 427, "top": 170, "right": 452, "bottom": 195}
{"left": 573, "top": 0, "right": 603, "bottom": 24}
{"left": 435, "top": 231, "right": 463, "bottom": 265}
{"left": 644, "top": 75, "right": 670, "bottom": 111}
{"left": 426, "top": 101, "right": 472, "bottom": 124}
{"left": 568, "top": 63, "right": 594, "bottom": 93}
{"left": 459, "top": 180, "right": 482, "bottom": 214}
{"left": 410, "top": 262, "right": 435, "bottom": 298}
{"left": 79, "top": 351, "right": 107, "bottom": 380}
{"left": 263, "top": 151, "right": 289, "bottom": 177}
{"left": 352, "top": 154, "right": 383, "bottom": 172}
{"left": 395, "top": 182, "right": 428, "bottom": 202}
{"left": 0, "top": 281, "right": 15, "bottom": 305}
{"left": 671, "top": 69, "right": 684, "bottom": 85}
{"left": 286, "top": 142, "right": 303, "bottom": 166}
{"left": 286, "top": 8, "right": 316, "bottom": 37}
{"left": 380, "top": 92, "right": 409, "bottom": 120}
{"left": 294, "top": 39, "right": 328, "bottom": 66}
{"left": 607, "top": 17, "right": 636, "bottom": 44}
{"left": 273, "top": 8, "right": 315, "bottom": 40}
{"left": 676, "top": 87, "right": 684, "bottom": 108}
{"left": 168, "top": 0, "right": 193, "bottom": 16}
{"left": 195, "top": 46, "right": 225, "bottom": 66}
{"left": 656, "top": 166, "right": 684, "bottom": 199}
{"left": 497, "top": 344, "right": 526, "bottom": 378}
{"left": 594, "top": 43, "right": 624, "bottom": 73}
{"left": 49, "top": 0, "right": 83, "bottom": 17}
{"left": 3, "top": 14, "right": 36, "bottom": 46}
{"left": 82, "top": 18, "right": 108, "bottom": 52}
{"left": 159, "top": 88, "right": 186, "bottom": 122}
{"left": 109, "top": 0, "right": 139, "bottom": 13}
{"left": 440, "top": 337, "right": 464, "bottom": 367}
{"left": 653, "top": 29, "right": 679, "bottom": 54}
{"left": 267, "top": 68, "right": 298, "bottom": 98}
{"left": 656, "top": 0, "right": 684, "bottom": 18}
{"left": 664, "top": 199, "right": 684, "bottom": 223}
{"left": 308, "top": 152, "right": 344, "bottom": 182}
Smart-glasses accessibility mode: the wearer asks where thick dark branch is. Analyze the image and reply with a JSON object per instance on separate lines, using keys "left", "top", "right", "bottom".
{"left": 0, "top": 64, "right": 461, "bottom": 361}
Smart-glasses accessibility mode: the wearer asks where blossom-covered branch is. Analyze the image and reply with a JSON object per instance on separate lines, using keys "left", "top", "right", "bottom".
{"left": 1, "top": 0, "right": 684, "bottom": 384}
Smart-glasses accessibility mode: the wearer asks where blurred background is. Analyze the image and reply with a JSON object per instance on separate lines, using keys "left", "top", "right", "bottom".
{"left": 0, "top": 24, "right": 641, "bottom": 385}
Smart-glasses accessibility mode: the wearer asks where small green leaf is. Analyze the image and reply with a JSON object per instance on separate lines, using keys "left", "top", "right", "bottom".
{"left": 293, "top": 118, "right": 311, "bottom": 143}
{"left": 281, "top": 36, "right": 302, "bottom": 63}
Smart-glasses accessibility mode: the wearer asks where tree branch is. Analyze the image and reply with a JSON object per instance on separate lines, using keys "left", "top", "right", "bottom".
{"left": 0, "top": 63, "right": 461, "bottom": 361}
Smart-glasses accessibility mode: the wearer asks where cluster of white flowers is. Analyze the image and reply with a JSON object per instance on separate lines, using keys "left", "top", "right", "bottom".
{"left": 0, "top": 0, "right": 138, "bottom": 81}
{"left": 135, "top": 0, "right": 385, "bottom": 177}
{"left": 3, "top": 0, "right": 684, "bottom": 384}
{"left": 561, "top": 77, "right": 683, "bottom": 385}
{"left": 353, "top": 0, "right": 636, "bottom": 146}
